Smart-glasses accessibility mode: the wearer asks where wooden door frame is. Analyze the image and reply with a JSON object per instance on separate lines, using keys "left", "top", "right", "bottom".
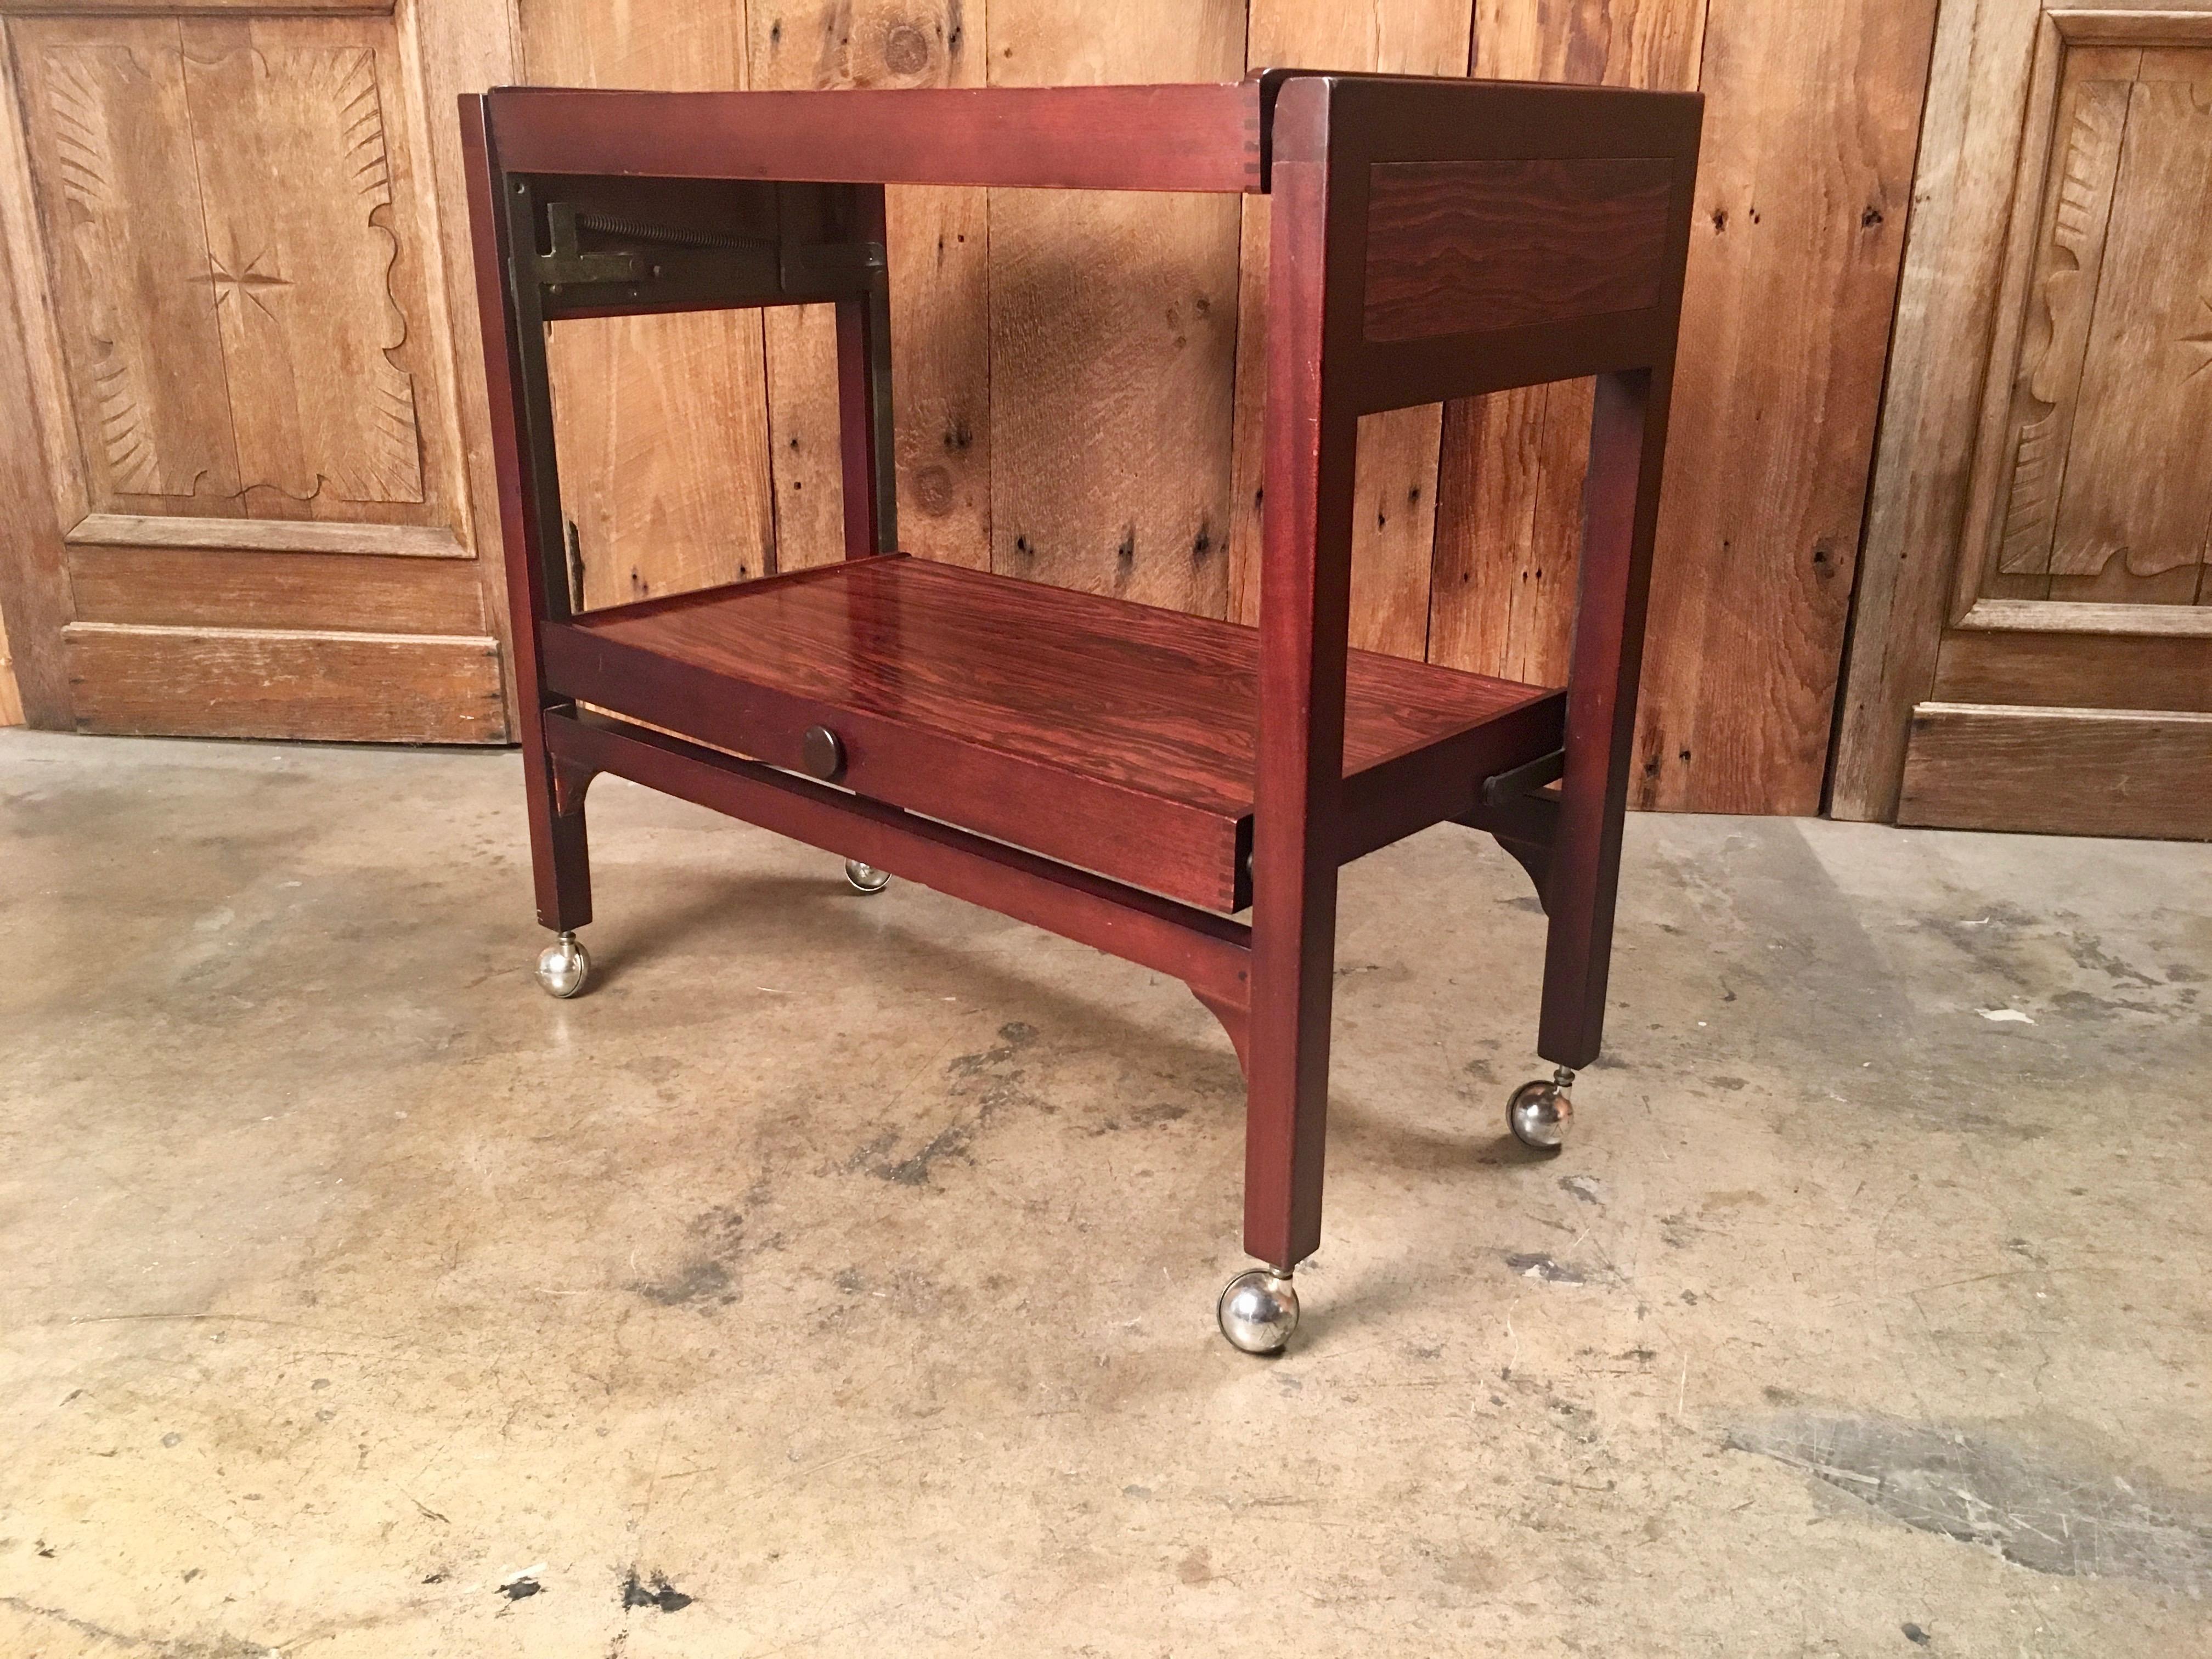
{"left": 0, "top": 0, "right": 522, "bottom": 734}
{"left": 1831, "top": 0, "right": 2212, "bottom": 821}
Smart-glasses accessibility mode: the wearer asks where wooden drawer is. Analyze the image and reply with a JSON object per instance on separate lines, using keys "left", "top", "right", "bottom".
{"left": 541, "top": 555, "right": 1564, "bottom": 912}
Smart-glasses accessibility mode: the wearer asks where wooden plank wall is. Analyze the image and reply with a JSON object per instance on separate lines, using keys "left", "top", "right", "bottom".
{"left": 0, "top": 603, "right": 21, "bottom": 727}
{"left": 514, "top": 0, "right": 1939, "bottom": 815}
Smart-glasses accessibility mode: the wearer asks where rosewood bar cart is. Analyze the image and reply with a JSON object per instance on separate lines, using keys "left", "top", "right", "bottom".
{"left": 461, "top": 71, "right": 1701, "bottom": 1353}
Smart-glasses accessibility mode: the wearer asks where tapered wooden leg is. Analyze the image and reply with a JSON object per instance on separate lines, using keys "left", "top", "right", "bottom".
{"left": 1242, "top": 879, "right": 1338, "bottom": 1271}
{"left": 1241, "top": 81, "right": 1355, "bottom": 1276}
{"left": 525, "top": 734, "right": 592, "bottom": 934}
{"left": 1539, "top": 369, "right": 1665, "bottom": 1070}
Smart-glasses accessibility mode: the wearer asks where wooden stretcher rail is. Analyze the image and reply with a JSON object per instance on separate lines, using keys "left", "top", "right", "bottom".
{"left": 544, "top": 710, "right": 1254, "bottom": 1008}
{"left": 483, "top": 82, "right": 1267, "bottom": 193}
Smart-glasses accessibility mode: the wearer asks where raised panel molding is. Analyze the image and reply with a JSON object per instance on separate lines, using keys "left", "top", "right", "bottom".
{"left": 1968, "top": 13, "right": 2212, "bottom": 608}
{"left": 67, "top": 511, "right": 465, "bottom": 558}
{"left": 30, "top": 32, "right": 236, "bottom": 500}
{"left": 61, "top": 620, "right": 507, "bottom": 742}
{"left": 14, "top": 15, "right": 443, "bottom": 523}
{"left": 182, "top": 35, "right": 425, "bottom": 504}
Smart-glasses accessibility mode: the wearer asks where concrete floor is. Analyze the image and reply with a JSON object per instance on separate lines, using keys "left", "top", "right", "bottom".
{"left": 2, "top": 729, "right": 2209, "bottom": 1658}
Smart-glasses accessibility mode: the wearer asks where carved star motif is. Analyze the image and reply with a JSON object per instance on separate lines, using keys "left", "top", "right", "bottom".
{"left": 194, "top": 238, "right": 289, "bottom": 319}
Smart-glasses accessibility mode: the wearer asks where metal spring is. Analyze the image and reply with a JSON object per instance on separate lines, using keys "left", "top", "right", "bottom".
{"left": 572, "top": 212, "right": 776, "bottom": 253}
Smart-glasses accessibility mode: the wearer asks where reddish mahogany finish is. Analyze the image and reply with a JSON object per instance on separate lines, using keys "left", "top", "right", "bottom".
{"left": 463, "top": 69, "right": 1702, "bottom": 1306}
{"left": 545, "top": 709, "right": 1254, "bottom": 1008}
{"left": 1362, "top": 158, "right": 1675, "bottom": 342}
{"left": 543, "top": 556, "right": 1562, "bottom": 913}
{"left": 484, "top": 82, "right": 1266, "bottom": 193}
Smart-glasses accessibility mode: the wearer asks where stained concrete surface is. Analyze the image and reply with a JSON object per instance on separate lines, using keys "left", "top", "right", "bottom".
{"left": 1, "top": 727, "right": 2208, "bottom": 1658}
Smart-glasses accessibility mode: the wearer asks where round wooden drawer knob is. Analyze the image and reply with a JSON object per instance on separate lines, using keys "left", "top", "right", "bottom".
{"left": 800, "top": 725, "right": 847, "bottom": 781}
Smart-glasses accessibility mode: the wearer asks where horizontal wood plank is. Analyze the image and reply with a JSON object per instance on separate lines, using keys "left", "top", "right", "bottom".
{"left": 1957, "top": 597, "right": 2212, "bottom": 637}
{"left": 1898, "top": 702, "right": 2212, "bottom": 839}
{"left": 2049, "top": 9, "right": 2212, "bottom": 46}
{"left": 68, "top": 514, "right": 469, "bottom": 560}
{"left": 66, "top": 546, "right": 488, "bottom": 634}
{"left": 1933, "top": 629, "right": 2212, "bottom": 715}
{"left": 485, "top": 83, "right": 1264, "bottom": 191}
{"left": 63, "top": 623, "right": 507, "bottom": 743}
{"left": 1363, "top": 157, "right": 1674, "bottom": 342}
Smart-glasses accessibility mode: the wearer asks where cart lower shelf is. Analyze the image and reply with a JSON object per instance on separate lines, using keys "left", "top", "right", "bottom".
{"left": 539, "top": 554, "right": 1563, "bottom": 912}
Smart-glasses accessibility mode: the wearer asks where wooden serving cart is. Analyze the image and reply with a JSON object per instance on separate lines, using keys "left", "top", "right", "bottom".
{"left": 461, "top": 71, "right": 1702, "bottom": 1352}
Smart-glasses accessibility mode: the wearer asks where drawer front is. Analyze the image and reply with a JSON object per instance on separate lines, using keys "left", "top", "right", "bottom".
{"left": 541, "top": 621, "right": 1246, "bottom": 911}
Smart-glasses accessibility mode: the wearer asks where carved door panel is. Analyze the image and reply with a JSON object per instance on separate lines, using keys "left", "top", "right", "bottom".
{"left": 0, "top": 0, "right": 514, "bottom": 741}
{"left": 1884, "top": 7, "right": 2212, "bottom": 837}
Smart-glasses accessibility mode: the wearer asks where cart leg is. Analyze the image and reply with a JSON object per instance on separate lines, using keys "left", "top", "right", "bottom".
{"left": 1218, "top": 905, "right": 1334, "bottom": 1354}
{"left": 526, "top": 739, "right": 594, "bottom": 997}
{"left": 1520, "top": 369, "right": 1664, "bottom": 1126}
{"left": 1222, "top": 87, "right": 1355, "bottom": 1356}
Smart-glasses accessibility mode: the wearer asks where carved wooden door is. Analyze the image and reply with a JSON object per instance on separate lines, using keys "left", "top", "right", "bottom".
{"left": 0, "top": 0, "right": 515, "bottom": 742}
{"left": 1840, "top": 3, "right": 2212, "bottom": 837}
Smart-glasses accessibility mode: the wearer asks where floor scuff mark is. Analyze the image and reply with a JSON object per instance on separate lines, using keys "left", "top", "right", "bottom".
{"left": 619, "top": 1569, "right": 692, "bottom": 1612}
{"left": 1729, "top": 1412, "right": 2212, "bottom": 1593}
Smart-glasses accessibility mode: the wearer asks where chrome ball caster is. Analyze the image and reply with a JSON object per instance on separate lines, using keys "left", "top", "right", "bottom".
{"left": 1217, "top": 1267, "right": 1299, "bottom": 1355}
{"left": 533, "top": 930, "right": 591, "bottom": 999}
{"left": 844, "top": 860, "right": 891, "bottom": 894}
{"left": 1508, "top": 1065, "right": 1575, "bottom": 1150}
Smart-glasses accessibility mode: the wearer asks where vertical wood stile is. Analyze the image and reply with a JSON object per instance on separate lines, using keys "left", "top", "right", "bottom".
{"left": 1243, "top": 74, "right": 1356, "bottom": 1271}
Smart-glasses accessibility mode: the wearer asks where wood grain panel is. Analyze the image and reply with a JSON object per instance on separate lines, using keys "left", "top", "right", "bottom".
{"left": 1228, "top": 0, "right": 1472, "bottom": 658}
{"left": 1933, "top": 628, "right": 2212, "bottom": 714}
{"left": 736, "top": 0, "right": 994, "bottom": 572}
{"left": 889, "top": 179, "right": 991, "bottom": 569}
{"left": 407, "top": 0, "right": 521, "bottom": 711}
{"left": 2045, "top": 61, "right": 2212, "bottom": 603}
{"left": 520, "top": 0, "right": 776, "bottom": 607}
{"left": 1428, "top": 0, "right": 1706, "bottom": 691}
{"left": 13, "top": 18, "right": 244, "bottom": 512}
{"left": 1979, "top": 44, "right": 2134, "bottom": 594}
{"left": 746, "top": 1, "right": 991, "bottom": 575}
{"left": 747, "top": 5, "right": 872, "bottom": 574}
{"left": 178, "top": 19, "right": 430, "bottom": 514}
{"left": 1899, "top": 702, "right": 2212, "bottom": 840}
{"left": 1632, "top": 0, "right": 1937, "bottom": 814}
{"left": 548, "top": 313, "right": 775, "bottom": 610}
{"left": 63, "top": 622, "right": 507, "bottom": 743}
{"left": 66, "top": 545, "right": 488, "bottom": 634}
{"left": 761, "top": 303, "right": 847, "bottom": 571}
{"left": 1363, "top": 157, "right": 1673, "bottom": 342}
{"left": 988, "top": 0, "right": 1242, "bottom": 614}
